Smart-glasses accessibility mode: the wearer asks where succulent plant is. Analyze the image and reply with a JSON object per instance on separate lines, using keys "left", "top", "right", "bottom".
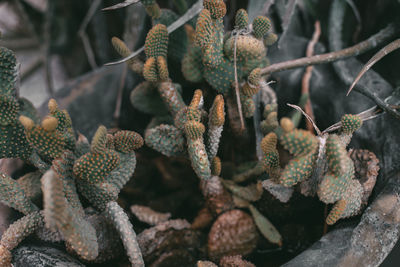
{"left": 258, "top": 102, "right": 367, "bottom": 224}
{"left": 182, "top": 3, "right": 275, "bottom": 118}
{"left": 0, "top": 47, "right": 145, "bottom": 266}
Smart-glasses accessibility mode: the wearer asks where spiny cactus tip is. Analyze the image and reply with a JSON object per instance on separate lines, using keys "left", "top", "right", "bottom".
{"left": 41, "top": 116, "right": 58, "bottom": 131}
{"left": 184, "top": 120, "right": 205, "bottom": 139}
{"left": 19, "top": 115, "right": 34, "bottom": 130}
{"left": 48, "top": 99, "right": 58, "bottom": 113}
{"left": 261, "top": 132, "right": 277, "bottom": 154}
{"left": 280, "top": 117, "right": 294, "bottom": 133}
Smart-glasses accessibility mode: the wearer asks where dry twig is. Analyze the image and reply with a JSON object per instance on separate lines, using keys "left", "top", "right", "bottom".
{"left": 347, "top": 39, "right": 400, "bottom": 96}
{"left": 260, "top": 23, "right": 397, "bottom": 76}
{"left": 102, "top": 0, "right": 139, "bottom": 11}
{"left": 301, "top": 21, "right": 321, "bottom": 132}
{"left": 78, "top": 0, "right": 102, "bottom": 69}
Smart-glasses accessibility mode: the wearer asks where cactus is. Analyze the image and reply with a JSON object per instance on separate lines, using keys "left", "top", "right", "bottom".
{"left": 0, "top": 46, "right": 146, "bottom": 266}
{"left": 259, "top": 105, "right": 366, "bottom": 224}
{"left": 180, "top": 6, "right": 276, "bottom": 119}
{"left": 105, "top": 201, "right": 145, "bottom": 267}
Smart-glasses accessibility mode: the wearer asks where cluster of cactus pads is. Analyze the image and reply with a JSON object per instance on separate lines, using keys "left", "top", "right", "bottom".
{"left": 113, "top": 0, "right": 277, "bottom": 120}
{"left": 183, "top": 1, "right": 277, "bottom": 118}
{"left": 0, "top": 46, "right": 145, "bottom": 266}
{"left": 259, "top": 103, "right": 365, "bottom": 225}
{"left": 0, "top": 0, "right": 379, "bottom": 265}
{"left": 109, "top": 1, "right": 376, "bottom": 262}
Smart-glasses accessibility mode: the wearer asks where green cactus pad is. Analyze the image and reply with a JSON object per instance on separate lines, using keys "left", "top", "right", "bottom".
{"left": 264, "top": 32, "right": 278, "bottom": 46}
{"left": 22, "top": 122, "right": 66, "bottom": 159}
{"left": 184, "top": 120, "right": 205, "bottom": 140}
{"left": 143, "top": 57, "right": 158, "bottom": 82}
{"left": 0, "top": 122, "right": 32, "bottom": 159}
{"left": 242, "top": 96, "right": 255, "bottom": 118}
{"left": 174, "top": 106, "right": 202, "bottom": 130}
{"left": 224, "top": 35, "right": 265, "bottom": 63}
{"left": 209, "top": 94, "right": 225, "bottom": 127}
{"left": 253, "top": 16, "right": 271, "bottom": 39}
{"left": 340, "top": 114, "right": 362, "bottom": 134}
{"left": 182, "top": 45, "right": 204, "bottom": 82}
{"left": 77, "top": 180, "right": 119, "bottom": 211}
{"left": 261, "top": 132, "right": 278, "bottom": 154}
{"left": 130, "top": 81, "right": 170, "bottom": 115}
{"left": 16, "top": 171, "right": 42, "bottom": 202}
{"left": 186, "top": 135, "right": 211, "bottom": 181}
{"left": 262, "top": 151, "right": 280, "bottom": 170}
{"left": 280, "top": 153, "right": 317, "bottom": 187}
{"left": 154, "top": 9, "right": 188, "bottom": 64}
{"left": 203, "top": 0, "right": 226, "bottom": 19}
{"left": 73, "top": 149, "right": 120, "bottom": 184}
{"left": 280, "top": 129, "right": 319, "bottom": 157}
{"left": 0, "top": 47, "right": 17, "bottom": 96}
{"left": 41, "top": 170, "right": 99, "bottom": 260}
{"left": 144, "top": 24, "right": 168, "bottom": 59}
{"left": 0, "top": 211, "right": 43, "bottom": 251}
{"left": 104, "top": 201, "right": 144, "bottom": 267}
{"left": 145, "top": 124, "right": 186, "bottom": 157}
{"left": 157, "top": 56, "right": 169, "bottom": 80}
{"left": 318, "top": 173, "right": 350, "bottom": 203}
{"left": 203, "top": 58, "right": 240, "bottom": 94}
{"left": 0, "top": 172, "right": 38, "bottom": 215}
{"left": 113, "top": 130, "right": 144, "bottom": 153}
{"left": 0, "top": 94, "right": 19, "bottom": 126}
{"left": 48, "top": 99, "right": 73, "bottom": 132}
{"left": 340, "top": 179, "right": 363, "bottom": 218}
{"left": 248, "top": 68, "right": 261, "bottom": 86}
{"left": 326, "top": 199, "right": 346, "bottom": 225}
{"left": 158, "top": 81, "right": 186, "bottom": 117}
{"left": 105, "top": 152, "right": 137, "bottom": 191}
{"left": 195, "top": 9, "right": 213, "bottom": 49}
{"left": 202, "top": 44, "right": 223, "bottom": 67}
{"left": 325, "top": 134, "right": 353, "bottom": 176}
{"left": 235, "top": 9, "right": 249, "bottom": 29}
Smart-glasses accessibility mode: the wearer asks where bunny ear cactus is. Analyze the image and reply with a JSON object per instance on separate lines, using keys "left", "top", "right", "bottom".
{"left": 0, "top": 172, "right": 38, "bottom": 215}
{"left": 42, "top": 169, "right": 99, "bottom": 261}
{"left": 235, "top": 9, "right": 249, "bottom": 29}
{"left": 143, "top": 24, "right": 169, "bottom": 82}
{"left": 0, "top": 172, "right": 43, "bottom": 265}
{"left": 74, "top": 126, "right": 143, "bottom": 210}
{"left": 183, "top": 5, "right": 275, "bottom": 100}
{"left": 73, "top": 126, "right": 120, "bottom": 184}
{"left": 19, "top": 115, "right": 67, "bottom": 160}
{"left": 111, "top": 37, "right": 143, "bottom": 74}
{"left": 318, "top": 134, "right": 363, "bottom": 225}
{"left": 206, "top": 95, "right": 225, "bottom": 161}
{"left": 339, "top": 114, "right": 363, "bottom": 146}
{"left": 0, "top": 211, "right": 44, "bottom": 266}
{"left": 259, "top": 107, "right": 367, "bottom": 224}
{"left": 138, "top": 0, "right": 188, "bottom": 66}
{"left": 143, "top": 85, "right": 222, "bottom": 182}
{"left": 184, "top": 120, "right": 211, "bottom": 181}
{"left": 0, "top": 46, "right": 146, "bottom": 266}
{"left": 261, "top": 116, "right": 319, "bottom": 187}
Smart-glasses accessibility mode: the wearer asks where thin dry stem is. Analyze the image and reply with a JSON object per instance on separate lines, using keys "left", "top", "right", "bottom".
{"left": 301, "top": 21, "right": 321, "bottom": 133}
{"left": 261, "top": 23, "right": 396, "bottom": 76}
